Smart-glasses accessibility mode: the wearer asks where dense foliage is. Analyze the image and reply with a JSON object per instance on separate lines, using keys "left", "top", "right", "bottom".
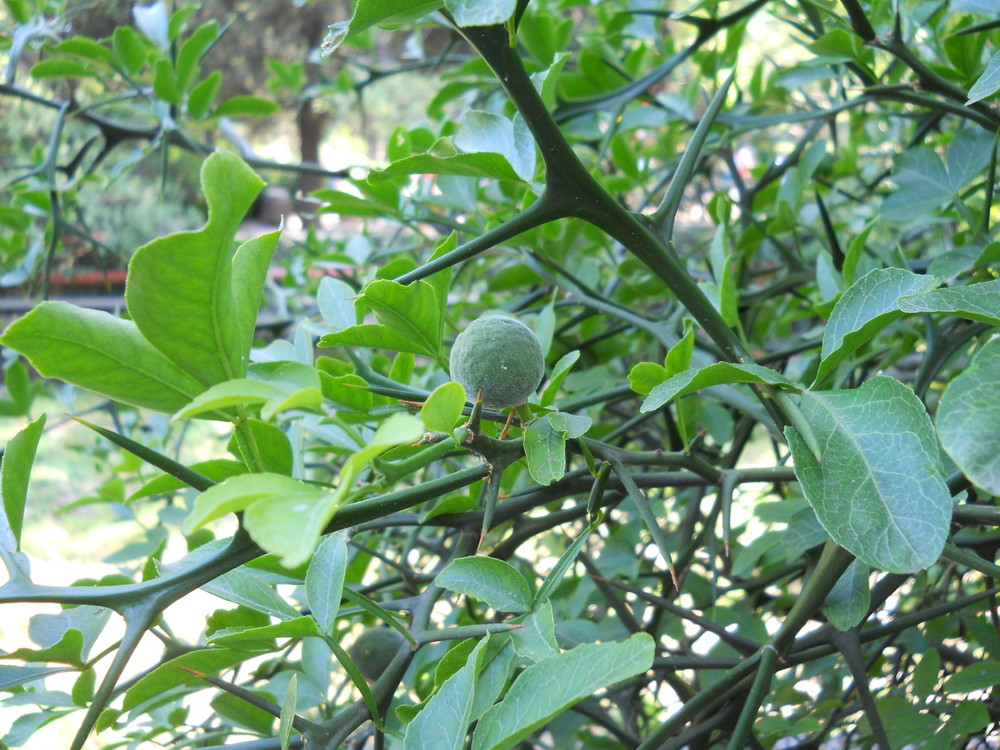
{"left": 2, "top": 0, "right": 1000, "bottom": 748}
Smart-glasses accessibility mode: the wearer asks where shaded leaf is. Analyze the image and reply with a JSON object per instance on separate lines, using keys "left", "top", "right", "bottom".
{"left": 815, "top": 268, "right": 939, "bottom": 384}
{"left": 1, "top": 302, "right": 204, "bottom": 413}
{"left": 898, "top": 279, "right": 1000, "bottom": 326}
{"left": 471, "top": 633, "right": 654, "bottom": 750}
{"left": 786, "top": 377, "right": 951, "bottom": 573}
{"left": 937, "top": 338, "right": 1000, "bottom": 494}
{"left": 642, "top": 362, "right": 799, "bottom": 412}
{"left": 437, "top": 556, "right": 532, "bottom": 613}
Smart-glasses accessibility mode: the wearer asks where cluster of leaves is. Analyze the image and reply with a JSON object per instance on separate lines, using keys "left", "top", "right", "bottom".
{"left": 2, "top": 0, "right": 1000, "bottom": 748}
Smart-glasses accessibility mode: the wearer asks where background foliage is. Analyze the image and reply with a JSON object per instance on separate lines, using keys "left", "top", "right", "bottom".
{"left": 1, "top": 0, "right": 1000, "bottom": 748}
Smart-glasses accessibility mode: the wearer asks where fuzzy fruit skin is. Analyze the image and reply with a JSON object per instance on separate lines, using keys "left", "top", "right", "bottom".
{"left": 449, "top": 314, "right": 545, "bottom": 409}
{"left": 348, "top": 628, "right": 408, "bottom": 681}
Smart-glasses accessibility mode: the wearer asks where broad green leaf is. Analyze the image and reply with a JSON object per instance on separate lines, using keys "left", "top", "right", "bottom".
{"left": 403, "top": 635, "right": 490, "bottom": 750}
{"left": 30, "top": 59, "right": 96, "bottom": 79}
{"left": 898, "top": 279, "right": 1000, "bottom": 326}
{"left": 943, "top": 662, "right": 1000, "bottom": 694}
{"left": 1, "top": 414, "right": 44, "bottom": 552}
{"left": 815, "top": 268, "right": 939, "bottom": 385}
{"left": 123, "top": 649, "right": 247, "bottom": 710}
{"left": 548, "top": 412, "right": 590, "bottom": 439}
{"left": 937, "top": 338, "right": 1000, "bottom": 494}
{"left": 231, "top": 419, "right": 293, "bottom": 475}
{"left": 183, "top": 473, "right": 325, "bottom": 533}
{"left": 0, "top": 302, "right": 204, "bottom": 413}
{"left": 126, "top": 151, "right": 271, "bottom": 388}
{"left": 113, "top": 25, "right": 147, "bottom": 73}
{"left": 822, "top": 559, "right": 870, "bottom": 631}
{"left": 437, "top": 556, "right": 532, "bottom": 613}
{"left": 525, "top": 415, "right": 566, "bottom": 486}
{"left": 471, "top": 633, "right": 654, "bottom": 750}
{"left": 305, "top": 531, "right": 349, "bottom": 634}
{"left": 212, "top": 95, "right": 281, "bottom": 118}
{"left": 317, "top": 277, "right": 358, "bottom": 332}
{"left": 421, "top": 381, "right": 466, "bottom": 433}
{"left": 628, "top": 362, "right": 668, "bottom": 396}
{"left": 54, "top": 36, "right": 116, "bottom": 66}
{"left": 209, "top": 616, "right": 319, "bottom": 647}
{"left": 232, "top": 230, "right": 283, "bottom": 353}
{"left": 786, "top": 377, "right": 952, "bottom": 573}
{"left": 2, "top": 628, "right": 83, "bottom": 666}
{"left": 454, "top": 110, "right": 535, "bottom": 181}
{"left": 883, "top": 130, "right": 993, "bottom": 221}
{"left": 322, "top": 0, "right": 442, "bottom": 54}
{"left": 212, "top": 691, "right": 275, "bottom": 735}
{"left": 967, "top": 49, "right": 1000, "bottom": 105}
{"left": 642, "top": 362, "right": 799, "bottom": 412}
{"left": 363, "top": 279, "right": 443, "bottom": 357}
{"left": 152, "top": 57, "right": 179, "bottom": 104}
{"left": 509, "top": 602, "right": 559, "bottom": 662}
{"left": 241, "top": 413, "right": 422, "bottom": 566}
{"left": 445, "top": 0, "right": 515, "bottom": 26}
{"left": 912, "top": 648, "right": 941, "bottom": 700}
{"left": 320, "top": 324, "right": 436, "bottom": 356}
{"left": 174, "top": 379, "right": 288, "bottom": 420}
{"left": 369, "top": 153, "right": 523, "bottom": 182}
{"left": 0, "top": 666, "right": 74, "bottom": 691}
{"left": 202, "top": 568, "right": 302, "bottom": 620}
{"left": 533, "top": 514, "right": 600, "bottom": 606}
{"left": 175, "top": 20, "right": 219, "bottom": 92}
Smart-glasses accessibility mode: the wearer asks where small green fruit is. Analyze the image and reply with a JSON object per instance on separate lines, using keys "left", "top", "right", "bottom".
{"left": 449, "top": 314, "right": 545, "bottom": 409}
{"left": 348, "top": 628, "right": 408, "bottom": 681}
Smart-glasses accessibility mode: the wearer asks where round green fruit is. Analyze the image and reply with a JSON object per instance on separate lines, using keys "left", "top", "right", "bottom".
{"left": 348, "top": 628, "right": 408, "bottom": 681}
{"left": 449, "top": 314, "right": 545, "bottom": 409}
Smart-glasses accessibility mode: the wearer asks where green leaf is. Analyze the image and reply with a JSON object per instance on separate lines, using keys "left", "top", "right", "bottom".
{"left": 786, "top": 377, "right": 952, "bottom": 573}
{"left": 29, "top": 59, "right": 96, "bottom": 79}
{"left": 183, "top": 473, "right": 327, "bottom": 534}
{"left": 0, "top": 666, "right": 74, "bottom": 691}
{"left": 321, "top": 0, "right": 442, "bottom": 53}
{"left": 403, "top": 635, "right": 490, "bottom": 750}
{"left": 421, "top": 381, "right": 466, "bottom": 433}
{"left": 445, "top": 0, "right": 515, "bottom": 26}
{"left": 0, "top": 302, "right": 204, "bottom": 413}
{"left": 362, "top": 279, "right": 444, "bottom": 358}
{"left": 642, "top": 362, "right": 799, "bottom": 412}
{"left": 883, "top": 131, "right": 994, "bottom": 221}
{"left": 1, "top": 414, "right": 44, "bottom": 555}
{"left": 454, "top": 110, "right": 535, "bottom": 181}
{"left": 320, "top": 324, "right": 433, "bottom": 356}
{"left": 943, "top": 661, "right": 1000, "bottom": 694}
{"left": 279, "top": 674, "right": 297, "bottom": 750}
{"left": 305, "top": 531, "right": 349, "bottom": 634}
{"left": 471, "top": 633, "right": 654, "bottom": 750}
{"left": 233, "top": 419, "right": 293, "bottom": 476}
{"left": 937, "top": 338, "right": 1000, "bottom": 494}
{"left": 967, "top": 48, "right": 1000, "bottom": 105}
{"left": 173, "top": 379, "right": 288, "bottom": 419}
{"left": 123, "top": 649, "right": 248, "bottom": 710}
{"left": 2, "top": 628, "right": 83, "bottom": 666}
{"left": 898, "top": 278, "right": 1000, "bottom": 325}
{"left": 152, "top": 57, "right": 180, "bottom": 104}
{"left": 540, "top": 350, "right": 579, "bottom": 407}
{"left": 369, "top": 152, "right": 524, "bottom": 182}
{"left": 509, "top": 602, "right": 559, "bottom": 662}
{"left": 524, "top": 415, "right": 567, "bottom": 486}
{"left": 815, "top": 268, "right": 939, "bottom": 385}
{"left": 317, "top": 277, "right": 358, "bottom": 332}
{"left": 211, "top": 691, "right": 275, "bottom": 735}
{"left": 822, "top": 559, "right": 870, "bottom": 631}
{"left": 209, "top": 616, "right": 319, "bottom": 646}
{"left": 113, "top": 25, "right": 147, "bottom": 74}
{"left": 437, "top": 556, "right": 532, "bottom": 613}
{"left": 175, "top": 20, "right": 219, "bottom": 92}
{"left": 188, "top": 70, "right": 222, "bottom": 119}
{"left": 201, "top": 569, "right": 303, "bottom": 621}
{"left": 212, "top": 95, "right": 281, "bottom": 118}
{"left": 126, "top": 152, "right": 273, "bottom": 388}
{"left": 54, "top": 37, "right": 116, "bottom": 66}
{"left": 628, "top": 362, "right": 668, "bottom": 396}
